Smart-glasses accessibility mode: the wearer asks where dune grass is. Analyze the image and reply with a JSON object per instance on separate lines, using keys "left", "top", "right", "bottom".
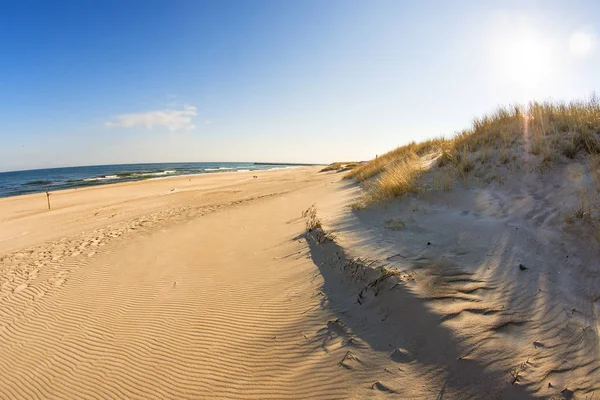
{"left": 320, "top": 162, "right": 361, "bottom": 173}
{"left": 346, "top": 138, "right": 447, "bottom": 183}
{"left": 302, "top": 204, "right": 336, "bottom": 243}
{"left": 302, "top": 204, "right": 322, "bottom": 231}
{"left": 347, "top": 96, "right": 600, "bottom": 204}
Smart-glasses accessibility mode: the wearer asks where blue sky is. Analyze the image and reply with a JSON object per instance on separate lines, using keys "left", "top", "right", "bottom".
{"left": 0, "top": 0, "right": 599, "bottom": 171}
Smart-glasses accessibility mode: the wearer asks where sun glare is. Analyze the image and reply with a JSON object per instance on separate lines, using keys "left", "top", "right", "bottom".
{"left": 484, "top": 13, "right": 563, "bottom": 100}
{"left": 492, "top": 30, "right": 556, "bottom": 90}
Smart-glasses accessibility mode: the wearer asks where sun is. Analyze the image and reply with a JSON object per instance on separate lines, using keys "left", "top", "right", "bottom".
{"left": 485, "top": 15, "right": 560, "bottom": 98}
{"left": 493, "top": 30, "right": 556, "bottom": 90}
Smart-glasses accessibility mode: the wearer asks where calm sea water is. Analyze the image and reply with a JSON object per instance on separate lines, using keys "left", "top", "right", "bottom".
{"left": 0, "top": 162, "right": 310, "bottom": 198}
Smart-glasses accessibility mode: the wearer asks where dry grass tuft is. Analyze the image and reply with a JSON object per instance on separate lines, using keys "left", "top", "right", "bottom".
{"left": 562, "top": 136, "right": 580, "bottom": 159}
{"left": 302, "top": 204, "right": 322, "bottom": 231}
{"left": 573, "top": 188, "right": 593, "bottom": 220}
{"left": 500, "top": 148, "right": 510, "bottom": 164}
{"left": 437, "top": 150, "right": 454, "bottom": 168}
{"left": 528, "top": 137, "right": 545, "bottom": 156}
{"left": 350, "top": 201, "right": 366, "bottom": 211}
{"left": 368, "top": 154, "right": 422, "bottom": 201}
{"left": 565, "top": 185, "right": 600, "bottom": 245}
{"left": 302, "top": 204, "right": 336, "bottom": 243}
{"left": 575, "top": 130, "right": 600, "bottom": 155}
{"left": 345, "top": 138, "right": 446, "bottom": 183}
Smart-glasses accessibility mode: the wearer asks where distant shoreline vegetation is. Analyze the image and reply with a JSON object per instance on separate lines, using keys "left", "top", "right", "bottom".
{"left": 253, "top": 162, "right": 321, "bottom": 166}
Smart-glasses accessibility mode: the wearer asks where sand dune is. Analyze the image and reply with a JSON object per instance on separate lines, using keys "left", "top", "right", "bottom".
{"left": 324, "top": 156, "right": 600, "bottom": 399}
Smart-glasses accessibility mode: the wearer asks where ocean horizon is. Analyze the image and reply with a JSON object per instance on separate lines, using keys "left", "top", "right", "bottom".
{"left": 0, "top": 162, "right": 318, "bottom": 198}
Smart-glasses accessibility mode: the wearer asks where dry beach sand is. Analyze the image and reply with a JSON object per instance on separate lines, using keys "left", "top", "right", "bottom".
{"left": 0, "top": 167, "right": 395, "bottom": 399}
{"left": 0, "top": 164, "right": 597, "bottom": 398}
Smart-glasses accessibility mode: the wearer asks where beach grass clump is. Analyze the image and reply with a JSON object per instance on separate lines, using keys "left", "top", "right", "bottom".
{"left": 437, "top": 150, "right": 454, "bottom": 168}
{"left": 561, "top": 136, "right": 580, "bottom": 159}
{"left": 338, "top": 163, "right": 362, "bottom": 172}
{"left": 320, "top": 162, "right": 361, "bottom": 173}
{"left": 565, "top": 186, "right": 600, "bottom": 245}
{"left": 347, "top": 95, "right": 600, "bottom": 202}
{"left": 302, "top": 204, "right": 336, "bottom": 243}
{"left": 574, "top": 129, "right": 600, "bottom": 155}
{"left": 302, "top": 204, "right": 322, "bottom": 231}
{"left": 370, "top": 157, "right": 422, "bottom": 201}
{"left": 573, "top": 188, "right": 593, "bottom": 220}
{"left": 345, "top": 138, "right": 446, "bottom": 183}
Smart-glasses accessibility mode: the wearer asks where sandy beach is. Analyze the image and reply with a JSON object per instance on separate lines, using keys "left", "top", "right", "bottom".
{"left": 0, "top": 167, "right": 360, "bottom": 398}
{"left": 3, "top": 1, "right": 600, "bottom": 398}
{"left": 1, "top": 161, "right": 597, "bottom": 399}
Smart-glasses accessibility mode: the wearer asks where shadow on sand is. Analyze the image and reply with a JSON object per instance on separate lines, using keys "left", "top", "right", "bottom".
{"left": 302, "top": 231, "right": 536, "bottom": 399}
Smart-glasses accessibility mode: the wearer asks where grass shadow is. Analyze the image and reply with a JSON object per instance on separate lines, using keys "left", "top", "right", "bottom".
{"left": 303, "top": 231, "right": 536, "bottom": 399}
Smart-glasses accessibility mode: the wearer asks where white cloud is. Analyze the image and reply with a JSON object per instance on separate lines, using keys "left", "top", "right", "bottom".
{"left": 569, "top": 28, "right": 597, "bottom": 58}
{"left": 107, "top": 105, "right": 197, "bottom": 131}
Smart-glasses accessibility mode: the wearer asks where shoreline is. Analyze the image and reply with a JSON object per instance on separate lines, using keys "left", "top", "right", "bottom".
{"left": 0, "top": 166, "right": 319, "bottom": 255}
{"left": 0, "top": 161, "right": 324, "bottom": 175}
{"left": 0, "top": 165, "right": 314, "bottom": 202}
{"left": 0, "top": 162, "right": 325, "bottom": 200}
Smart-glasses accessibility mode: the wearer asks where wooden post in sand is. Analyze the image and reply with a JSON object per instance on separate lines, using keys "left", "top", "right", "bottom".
{"left": 46, "top": 189, "right": 51, "bottom": 210}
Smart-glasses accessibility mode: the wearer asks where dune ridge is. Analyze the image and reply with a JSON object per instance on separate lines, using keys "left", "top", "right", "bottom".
{"left": 332, "top": 97, "right": 600, "bottom": 399}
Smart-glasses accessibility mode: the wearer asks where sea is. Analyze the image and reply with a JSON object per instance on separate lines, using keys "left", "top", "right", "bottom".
{"left": 0, "top": 162, "right": 312, "bottom": 198}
